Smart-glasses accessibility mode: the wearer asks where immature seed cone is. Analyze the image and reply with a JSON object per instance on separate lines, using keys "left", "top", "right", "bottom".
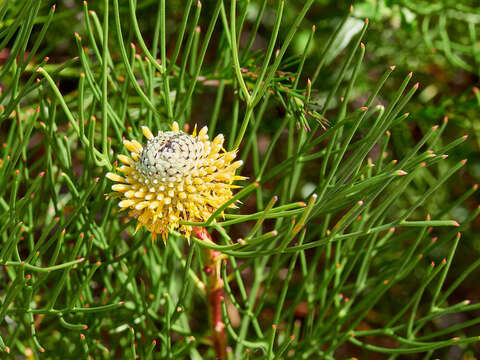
{"left": 106, "top": 122, "right": 245, "bottom": 242}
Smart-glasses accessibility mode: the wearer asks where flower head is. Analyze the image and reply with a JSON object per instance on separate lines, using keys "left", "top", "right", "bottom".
{"left": 106, "top": 122, "right": 244, "bottom": 242}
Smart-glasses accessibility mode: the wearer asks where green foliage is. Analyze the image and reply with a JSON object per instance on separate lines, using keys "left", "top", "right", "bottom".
{"left": 0, "top": 0, "right": 478, "bottom": 359}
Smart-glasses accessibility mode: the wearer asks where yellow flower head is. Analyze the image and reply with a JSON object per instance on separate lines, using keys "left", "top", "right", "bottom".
{"left": 106, "top": 122, "right": 244, "bottom": 242}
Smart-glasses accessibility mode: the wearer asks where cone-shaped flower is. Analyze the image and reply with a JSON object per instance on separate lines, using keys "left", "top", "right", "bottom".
{"left": 106, "top": 122, "right": 245, "bottom": 242}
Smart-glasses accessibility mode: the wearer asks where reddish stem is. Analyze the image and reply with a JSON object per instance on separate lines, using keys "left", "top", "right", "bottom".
{"left": 193, "top": 226, "right": 227, "bottom": 360}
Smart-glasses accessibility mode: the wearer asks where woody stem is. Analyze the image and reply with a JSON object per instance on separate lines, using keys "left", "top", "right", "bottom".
{"left": 193, "top": 226, "right": 227, "bottom": 360}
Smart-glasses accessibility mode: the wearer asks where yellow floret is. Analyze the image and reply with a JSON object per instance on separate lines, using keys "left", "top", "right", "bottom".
{"left": 107, "top": 122, "right": 244, "bottom": 243}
